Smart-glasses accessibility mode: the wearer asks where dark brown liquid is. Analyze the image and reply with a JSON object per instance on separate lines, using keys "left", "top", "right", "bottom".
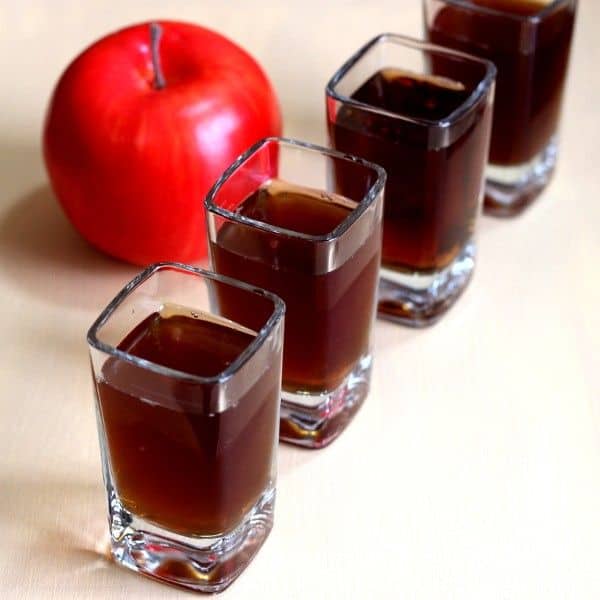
{"left": 428, "top": 0, "right": 576, "bottom": 165}
{"left": 330, "top": 69, "right": 490, "bottom": 273}
{"left": 354, "top": 69, "right": 471, "bottom": 120}
{"left": 210, "top": 180, "right": 380, "bottom": 392}
{"left": 95, "top": 310, "right": 279, "bottom": 536}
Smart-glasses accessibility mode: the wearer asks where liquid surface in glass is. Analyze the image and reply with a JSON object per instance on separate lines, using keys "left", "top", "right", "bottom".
{"left": 467, "top": 0, "right": 552, "bottom": 17}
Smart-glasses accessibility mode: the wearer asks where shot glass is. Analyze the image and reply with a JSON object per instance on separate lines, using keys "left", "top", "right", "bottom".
{"left": 206, "top": 137, "right": 385, "bottom": 448}
{"left": 425, "top": 0, "right": 577, "bottom": 216}
{"left": 87, "top": 263, "right": 284, "bottom": 592}
{"left": 327, "top": 33, "right": 495, "bottom": 327}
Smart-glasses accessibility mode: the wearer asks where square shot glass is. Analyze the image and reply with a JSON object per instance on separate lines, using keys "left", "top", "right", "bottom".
{"left": 425, "top": 0, "right": 577, "bottom": 216}
{"left": 327, "top": 34, "right": 495, "bottom": 327}
{"left": 206, "top": 137, "right": 385, "bottom": 448}
{"left": 87, "top": 263, "right": 284, "bottom": 593}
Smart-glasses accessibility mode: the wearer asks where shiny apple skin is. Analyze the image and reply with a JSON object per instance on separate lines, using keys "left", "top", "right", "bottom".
{"left": 43, "top": 21, "right": 282, "bottom": 265}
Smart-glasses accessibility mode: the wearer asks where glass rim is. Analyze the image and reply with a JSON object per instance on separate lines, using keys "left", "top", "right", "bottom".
{"left": 326, "top": 33, "right": 496, "bottom": 129}
{"left": 427, "top": 0, "right": 571, "bottom": 23}
{"left": 87, "top": 262, "right": 285, "bottom": 386}
{"left": 204, "top": 136, "right": 386, "bottom": 243}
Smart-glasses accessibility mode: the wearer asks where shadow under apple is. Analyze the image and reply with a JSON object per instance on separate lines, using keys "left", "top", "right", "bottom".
{"left": 0, "top": 185, "right": 137, "bottom": 312}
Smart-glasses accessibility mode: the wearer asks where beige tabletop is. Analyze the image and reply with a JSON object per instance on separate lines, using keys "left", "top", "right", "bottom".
{"left": 1, "top": 1, "right": 599, "bottom": 599}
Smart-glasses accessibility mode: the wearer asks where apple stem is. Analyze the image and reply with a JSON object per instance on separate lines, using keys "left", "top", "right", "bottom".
{"left": 150, "top": 22, "right": 166, "bottom": 90}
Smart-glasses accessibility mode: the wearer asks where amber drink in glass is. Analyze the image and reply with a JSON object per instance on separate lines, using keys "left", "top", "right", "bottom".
{"left": 327, "top": 34, "right": 495, "bottom": 326}
{"left": 206, "top": 138, "right": 384, "bottom": 448}
{"left": 425, "top": 0, "right": 577, "bottom": 216}
{"left": 88, "top": 263, "right": 284, "bottom": 592}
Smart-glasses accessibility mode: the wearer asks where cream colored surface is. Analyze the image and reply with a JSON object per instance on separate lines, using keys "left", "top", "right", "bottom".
{"left": 1, "top": 1, "right": 599, "bottom": 598}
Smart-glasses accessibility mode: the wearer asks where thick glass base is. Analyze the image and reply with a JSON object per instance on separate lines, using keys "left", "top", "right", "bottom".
{"left": 108, "top": 486, "right": 275, "bottom": 593}
{"left": 377, "top": 241, "right": 475, "bottom": 327}
{"left": 484, "top": 139, "right": 558, "bottom": 217}
{"left": 279, "top": 354, "right": 372, "bottom": 449}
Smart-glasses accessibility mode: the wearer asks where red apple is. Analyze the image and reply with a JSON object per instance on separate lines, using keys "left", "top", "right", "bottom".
{"left": 43, "top": 21, "right": 281, "bottom": 265}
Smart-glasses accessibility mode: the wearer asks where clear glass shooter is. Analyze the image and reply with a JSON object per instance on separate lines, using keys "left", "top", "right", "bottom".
{"left": 87, "top": 263, "right": 284, "bottom": 593}
{"left": 425, "top": 0, "right": 577, "bottom": 216}
{"left": 205, "top": 137, "right": 385, "bottom": 448}
{"left": 326, "top": 34, "right": 495, "bottom": 327}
